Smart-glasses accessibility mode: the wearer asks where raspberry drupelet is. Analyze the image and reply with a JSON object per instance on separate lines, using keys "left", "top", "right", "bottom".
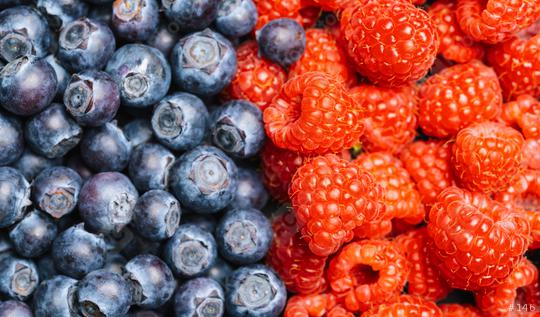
{"left": 362, "top": 295, "right": 442, "bottom": 317}
{"left": 501, "top": 94, "right": 540, "bottom": 139}
{"left": 284, "top": 293, "right": 341, "bottom": 317}
{"left": 439, "top": 304, "right": 483, "bottom": 317}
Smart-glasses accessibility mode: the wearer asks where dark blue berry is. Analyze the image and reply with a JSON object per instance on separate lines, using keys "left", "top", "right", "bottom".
{"left": 65, "top": 152, "right": 93, "bottom": 181}
{"left": 25, "top": 103, "right": 82, "bottom": 158}
{"left": 106, "top": 44, "right": 171, "bottom": 108}
{"left": 168, "top": 146, "right": 238, "bottom": 213}
{"left": 32, "top": 166, "right": 82, "bottom": 219}
{"left": 162, "top": 0, "right": 218, "bottom": 32}
{"left": 0, "top": 55, "right": 57, "bottom": 116}
{"left": 129, "top": 144, "right": 175, "bottom": 192}
{"left": 163, "top": 224, "right": 217, "bottom": 278}
{"left": 88, "top": 4, "right": 112, "bottom": 25}
{"left": 76, "top": 269, "right": 132, "bottom": 317}
{"left": 174, "top": 277, "right": 225, "bottom": 317}
{"left": 117, "top": 227, "right": 162, "bottom": 259}
{"left": 206, "top": 257, "right": 233, "bottom": 287}
{"left": 124, "top": 254, "right": 176, "bottom": 309}
{"left": 215, "top": 208, "right": 271, "bottom": 264}
{"left": 210, "top": 100, "right": 265, "bottom": 158}
{"left": 0, "top": 300, "right": 32, "bottom": 317}
{"left": 151, "top": 92, "right": 209, "bottom": 152}
{"left": 10, "top": 149, "right": 61, "bottom": 181}
{"left": 45, "top": 55, "right": 70, "bottom": 100}
{"left": 33, "top": 275, "right": 78, "bottom": 317}
{"left": 123, "top": 118, "right": 154, "bottom": 148}
{"left": 0, "top": 111, "right": 23, "bottom": 166}
{"left": 181, "top": 213, "right": 216, "bottom": 233}
{"left": 0, "top": 6, "right": 53, "bottom": 62}
{"left": 102, "top": 252, "right": 126, "bottom": 275}
{"left": 257, "top": 18, "right": 306, "bottom": 68}
{"left": 0, "top": 167, "right": 30, "bottom": 228}
{"left": 128, "top": 311, "right": 163, "bottom": 317}
{"left": 85, "top": 0, "right": 114, "bottom": 4}
{"left": 79, "top": 172, "right": 139, "bottom": 234}
{"left": 225, "top": 265, "right": 286, "bottom": 317}
{"left": 132, "top": 190, "right": 180, "bottom": 241}
{"left": 0, "top": 234, "right": 12, "bottom": 253}
{"left": 36, "top": 0, "right": 89, "bottom": 31}
{"left": 215, "top": 0, "right": 258, "bottom": 38}
{"left": 52, "top": 223, "right": 107, "bottom": 278}
{"left": 58, "top": 17, "right": 116, "bottom": 72}
{"left": 145, "top": 22, "right": 179, "bottom": 57}
{"left": 64, "top": 70, "right": 120, "bottom": 127}
{"left": 112, "top": 0, "right": 159, "bottom": 42}
{"left": 171, "top": 29, "right": 237, "bottom": 96}
{"left": 36, "top": 255, "right": 58, "bottom": 281}
{"left": 230, "top": 167, "right": 269, "bottom": 210}
{"left": 0, "top": 254, "right": 39, "bottom": 301}
{"left": 9, "top": 210, "right": 57, "bottom": 258}
{"left": 80, "top": 122, "right": 132, "bottom": 172}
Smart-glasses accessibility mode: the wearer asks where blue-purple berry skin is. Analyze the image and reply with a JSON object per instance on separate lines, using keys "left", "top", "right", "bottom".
{"left": 215, "top": 0, "right": 258, "bottom": 38}
{"left": 45, "top": 55, "right": 71, "bottom": 100}
{"left": 0, "top": 300, "right": 33, "bottom": 317}
{"left": 0, "top": 111, "right": 23, "bottom": 166}
{"left": 181, "top": 213, "right": 216, "bottom": 233}
{"left": 0, "top": 254, "right": 39, "bottom": 301}
{"left": 123, "top": 118, "right": 154, "bottom": 148}
{"left": 174, "top": 277, "right": 225, "bottom": 317}
{"left": 33, "top": 275, "right": 78, "bottom": 317}
{"left": 129, "top": 143, "right": 175, "bottom": 193}
{"left": 145, "top": 22, "right": 179, "bottom": 57}
{"left": 257, "top": 18, "right": 306, "bottom": 68}
{"left": 80, "top": 122, "right": 132, "bottom": 172}
{"left": 0, "top": 167, "right": 31, "bottom": 228}
{"left": 36, "top": 0, "right": 89, "bottom": 31}
{"left": 230, "top": 167, "right": 269, "bottom": 210}
{"left": 112, "top": 0, "right": 159, "bottom": 42}
{"left": 162, "top": 0, "right": 218, "bottom": 32}
{"left": 206, "top": 257, "right": 233, "bottom": 287}
{"left": 9, "top": 210, "right": 58, "bottom": 258}
{"left": 11, "top": 149, "right": 61, "bottom": 181}
{"left": 132, "top": 190, "right": 181, "bottom": 242}
{"left": 32, "top": 166, "right": 82, "bottom": 219}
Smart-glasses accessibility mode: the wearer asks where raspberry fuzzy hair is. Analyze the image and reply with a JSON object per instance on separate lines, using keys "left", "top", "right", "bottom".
{"left": 418, "top": 60, "right": 502, "bottom": 138}
{"left": 264, "top": 71, "right": 364, "bottom": 155}
{"left": 427, "top": 186, "right": 530, "bottom": 290}
{"left": 362, "top": 295, "right": 442, "bottom": 317}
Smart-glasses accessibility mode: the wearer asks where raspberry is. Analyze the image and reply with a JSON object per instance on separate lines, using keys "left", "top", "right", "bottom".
{"left": 309, "top": 0, "right": 356, "bottom": 11}
{"left": 428, "top": 0, "right": 485, "bottom": 64}
{"left": 266, "top": 212, "right": 328, "bottom": 294}
{"left": 452, "top": 121, "right": 524, "bottom": 194}
{"left": 222, "top": 41, "right": 287, "bottom": 111}
{"left": 327, "top": 239, "right": 409, "bottom": 312}
{"left": 475, "top": 259, "right": 537, "bottom": 316}
{"left": 284, "top": 293, "right": 338, "bottom": 317}
{"left": 522, "top": 274, "right": 540, "bottom": 306}
{"left": 254, "top": 0, "right": 304, "bottom": 30}
{"left": 289, "top": 29, "right": 356, "bottom": 88}
{"left": 501, "top": 95, "right": 540, "bottom": 139}
{"left": 353, "top": 219, "right": 393, "bottom": 239}
{"left": 394, "top": 228, "right": 452, "bottom": 301}
{"left": 400, "top": 140, "right": 456, "bottom": 205}
{"left": 326, "top": 305, "right": 354, "bottom": 317}
{"left": 349, "top": 84, "right": 417, "bottom": 154}
{"left": 439, "top": 304, "right": 483, "bottom": 317}
{"left": 263, "top": 72, "right": 364, "bottom": 155}
{"left": 418, "top": 60, "right": 502, "bottom": 138}
{"left": 289, "top": 154, "right": 385, "bottom": 256}
{"left": 427, "top": 186, "right": 530, "bottom": 290}
{"left": 340, "top": 0, "right": 439, "bottom": 86}
{"left": 524, "top": 138, "right": 540, "bottom": 170}
{"left": 353, "top": 152, "right": 424, "bottom": 225}
{"left": 362, "top": 295, "right": 442, "bottom": 317}
{"left": 456, "top": 0, "right": 540, "bottom": 44}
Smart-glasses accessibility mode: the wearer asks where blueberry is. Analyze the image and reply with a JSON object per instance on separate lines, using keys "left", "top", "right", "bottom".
{"left": 80, "top": 122, "right": 132, "bottom": 172}
{"left": 181, "top": 214, "right": 216, "bottom": 233}
{"left": 32, "top": 166, "right": 82, "bottom": 219}
{"left": 12, "top": 149, "right": 63, "bottom": 182}
{"left": 145, "top": 22, "right": 179, "bottom": 57}
{"left": 79, "top": 172, "right": 138, "bottom": 234}
{"left": 210, "top": 100, "right": 265, "bottom": 158}
{"left": 0, "top": 111, "right": 23, "bottom": 166}
{"left": 33, "top": 275, "right": 78, "bottom": 317}
{"left": 64, "top": 70, "right": 120, "bottom": 127}
{"left": 215, "top": 0, "right": 257, "bottom": 38}
{"left": 25, "top": 103, "right": 82, "bottom": 158}
{"left": 112, "top": 0, "right": 159, "bottom": 42}
{"left": 36, "top": 255, "right": 58, "bottom": 281}
{"left": 117, "top": 228, "right": 162, "bottom": 259}
{"left": 0, "top": 254, "right": 39, "bottom": 301}
{"left": 9, "top": 210, "right": 57, "bottom": 258}
{"left": 174, "top": 277, "right": 225, "bottom": 317}
{"left": 206, "top": 257, "right": 233, "bottom": 287}
{"left": 257, "top": 18, "right": 306, "bottom": 68}
{"left": 0, "top": 167, "right": 31, "bottom": 228}
{"left": 76, "top": 269, "right": 132, "bottom": 317}
{"left": 0, "top": 55, "right": 57, "bottom": 116}
{"left": 132, "top": 190, "right": 181, "bottom": 241}
{"left": 103, "top": 252, "right": 126, "bottom": 275}
{"left": 58, "top": 18, "right": 116, "bottom": 72}
{"left": 106, "top": 44, "right": 171, "bottom": 108}
{"left": 0, "top": 234, "right": 12, "bottom": 253}
{"left": 0, "top": 300, "right": 32, "bottom": 317}
{"left": 65, "top": 152, "right": 93, "bottom": 181}
{"left": 52, "top": 223, "right": 107, "bottom": 278}
{"left": 128, "top": 311, "right": 163, "bottom": 317}
{"left": 36, "top": 0, "right": 89, "bottom": 31}
{"left": 171, "top": 29, "right": 237, "bottom": 96}
{"left": 123, "top": 119, "right": 154, "bottom": 148}
{"left": 225, "top": 265, "right": 286, "bottom": 317}
{"left": 44, "top": 55, "right": 70, "bottom": 100}
{"left": 151, "top": 92, "right": 209, "bottom": 152}
{"left": 162, "top": 0, "right": 218, "bottom": 32}
{"left": 163, "top": 224, "right": 217, "bottom": 278}
{"left": 0, "top": 6, "right": 53, "bottom": 62}
{"left": 88, "top": 4, "right": 112, "bottom": 25}
{"left": 229, "top": 167, "right": 269, "bottom": 210}
{"left": 129, "top": 144, "right": 175, "bottom": 193}
{"left": 124, "top": 254, "right": 176, "bottom": 309}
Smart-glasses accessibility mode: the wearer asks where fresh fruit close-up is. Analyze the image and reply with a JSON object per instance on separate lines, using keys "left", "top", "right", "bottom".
{"left": 0, "top": 0, "right": 539, "bottom": 316}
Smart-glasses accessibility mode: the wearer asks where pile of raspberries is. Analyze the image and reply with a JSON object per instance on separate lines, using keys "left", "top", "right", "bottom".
{"left": 233, "top": 0, "right": 540, "bottom": 315}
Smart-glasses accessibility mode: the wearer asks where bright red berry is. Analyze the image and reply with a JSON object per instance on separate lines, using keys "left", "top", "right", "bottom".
{"left": 418, "top": 60, "right": 503, "bottom": 138}
{"left": 427, "top": 186, "right": 530, "bottom": 290}
{"left": 284, "top": 293, "right": 339, "bottom": 317}
{"left": 501, "top": 94, "right": 540, "bottom": 139}
{"left": 394, "top": 228, "right": 452, "bottom": 301}
{"left": 349, "top": 84, "right": 417, "bottom": 154}
{"left": 254, "top": 0, "right": 303, "bottom": 30}
{"left": 266, "top": 212, "right": 328, "bottom": 294}
{"left": 353, "top": 219, "right": 393, "bottom": 240}
{"left": 327, "top": 239, "right": 409, "bottom": 313}
{"left": 428, "top": 0, "right": 485, "bottom": 63}
{"left": 289, "top": 154, "right": 385, "bottom": 256}
{"left": 264, "top": 71, "right": 364, "bottom": 155}
{"left": 340, "top": 0, "right": 439, "bottom": 87}
{"left": 400, "top": 140, "right": 456, "bottom": 205}
{"left": 362, "top": 295, "right": 442, "bottom": 317}
{"left": 452, "top": 121, "right": 524, "bottom": 194}
{"left": 524, "top": 138, "right": 540, "bottom": 170}
{"left": 439, "top": 304, "right": 483, "bottom": 317}
{"left": 222, "top": 41, "right": 287, "bottom": 111}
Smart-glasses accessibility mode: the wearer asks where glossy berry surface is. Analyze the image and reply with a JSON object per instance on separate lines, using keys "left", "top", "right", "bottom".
{"left": 215, "top": 0, "right": 258, "bottom": 38}
{"left": 131, "top": 189, "right": 181, "bottom": 241}
{"left": 174, "top": 277, "right": 225, "bottom": 317}
{"left": 162, "top": 0, "right": 218, "bottom": 32}
{"left": 11, "top": 149, "right": 61, "bottom": 181}
{"left": 80, "top": 122, "right": 132, "bottom": 172}
{"left": 33, "top": 275, "right": 78, "bottom": 317}
{"left": 257, "top": 18, "right": 306, "bottom": 68}
{"left": 229, "top": 167, "right": 269, "bottom": 210}
{"left": 128, "top": 143, "right": 174, "bottom": 193}
{"left": 0, "top": 300, "right": 33, "bottom": 317}
{"left": 9, "top": 209, "right": 57, "bottom": 258}
{"left": 112, "top": 0, "right": 159, "bottom": 42}
{"left": 36, "top": 0, "right": 89, "bottom": 31}
{"left": 0, "top": 111, "right": 23, "bottom": 166}
{"left": 0, "top": 167, "right": 31, "bottom": 228}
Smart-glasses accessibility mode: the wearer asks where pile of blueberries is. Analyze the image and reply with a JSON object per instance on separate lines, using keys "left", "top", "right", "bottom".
{"left": 0, "top": 0, "right": 289, "bottom": 316}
